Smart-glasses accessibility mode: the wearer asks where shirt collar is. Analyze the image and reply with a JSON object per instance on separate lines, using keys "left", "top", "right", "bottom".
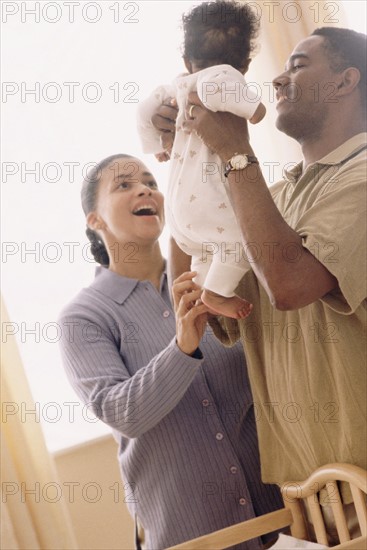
{"left": 284, "top": 132, "right": 367, "bottom": 184}
{"left": 317, "top": 132, "right": 367, "bottom": 165}
{"left": 91, "top": 264, "right": 168, "bottom": 305}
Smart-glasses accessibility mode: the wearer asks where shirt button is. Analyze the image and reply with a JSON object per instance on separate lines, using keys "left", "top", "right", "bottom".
{"left": 162, "top": 310, "right": 170, "bottom": 318}
{"left": 215, "top": 432, "right": 224, "bottom": 441}
{"left": 239, "top": 498, "right": 247, "bottom": 506}
{"left": 202, "top": 399, "right": 209, "bottom": 407}
{"left": 230, "top": 466, "right": 238, "bottom": 475}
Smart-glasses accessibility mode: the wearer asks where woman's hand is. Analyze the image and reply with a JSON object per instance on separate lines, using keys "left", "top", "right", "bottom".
{"left": 151, "top": 98, "right": 178, "bottom": 157}
{"left": 172, "top": 271, "right": 209, "bottom": 356}
{"left": 183, "top": 92, "right": 251, "bottom": 162}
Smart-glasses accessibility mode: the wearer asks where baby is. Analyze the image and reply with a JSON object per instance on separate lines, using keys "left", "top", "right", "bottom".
{"left": 137, "top": 0, "right": 265, "bottom": 319}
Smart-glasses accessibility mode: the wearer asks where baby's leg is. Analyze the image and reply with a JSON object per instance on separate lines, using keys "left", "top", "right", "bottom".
{"left": 190, "top": 253, "right": 212, "bottom": 288}
{"left": 202, "top": 245, "right": 252, "bottom": 319}
{"left": 202, "top": 288, "right": 253, "bottom": 319}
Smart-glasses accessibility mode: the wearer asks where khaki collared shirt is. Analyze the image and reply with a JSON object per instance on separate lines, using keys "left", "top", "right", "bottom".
{"left": 211, "top": 134, "right": 367, "bottom": 494}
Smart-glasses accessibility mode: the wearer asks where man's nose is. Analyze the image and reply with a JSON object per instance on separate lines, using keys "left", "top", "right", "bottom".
{"left": 272, "top": 72, "right": 289, "bottom": 91}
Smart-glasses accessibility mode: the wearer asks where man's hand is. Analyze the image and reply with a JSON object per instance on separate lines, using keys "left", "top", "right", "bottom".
{"left": 183, "top": 92, "right": 251, "bottom": 162}
{"left": 182, "top": 97, "right": 338, "bottom": 310}
{"left": 151, "top": 98, "right": 178, "bottom": 157}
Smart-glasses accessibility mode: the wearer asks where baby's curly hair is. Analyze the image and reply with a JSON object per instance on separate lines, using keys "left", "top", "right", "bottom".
{"left": 182, "top": 0, "right": 260, "bottom": 71}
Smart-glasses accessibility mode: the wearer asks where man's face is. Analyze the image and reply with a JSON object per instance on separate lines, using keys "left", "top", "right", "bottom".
{"left": 272, "top": 36, "right": 343, "bottom": 142}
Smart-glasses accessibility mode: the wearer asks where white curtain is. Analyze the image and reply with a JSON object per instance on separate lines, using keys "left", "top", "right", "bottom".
{"left": 1, "top": 297, "right": 78, "bottom": 550}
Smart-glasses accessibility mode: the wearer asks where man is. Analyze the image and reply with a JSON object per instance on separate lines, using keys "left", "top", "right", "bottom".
{"left": 154, "top": 26, "right": 366, "bottom": 514}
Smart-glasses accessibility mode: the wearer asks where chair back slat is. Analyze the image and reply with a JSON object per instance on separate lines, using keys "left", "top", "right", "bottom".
{"left": 283, "top": 499, "right": 309, "bottom": 540}
{"left": 325, "top": 481, "right": 351, "bottom": 543}
{"left": 306, "top": 494, "right": 329, "bottom": 545}
{"left": 349, "top": 484, "right": 367, "bottom": 536}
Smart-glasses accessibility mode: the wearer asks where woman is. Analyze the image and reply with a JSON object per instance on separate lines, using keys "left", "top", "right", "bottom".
{"left": 58, "top": 153, "right": 282, "bottom": 550}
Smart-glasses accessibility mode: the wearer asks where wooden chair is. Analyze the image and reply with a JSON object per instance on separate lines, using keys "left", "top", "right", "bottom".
{"left": 166, "top": 463, "right": 367, "bottom": 550}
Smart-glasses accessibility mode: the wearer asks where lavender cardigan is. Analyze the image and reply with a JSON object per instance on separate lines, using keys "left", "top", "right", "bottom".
{"left": 59, "top": 266, "right": 282, "bottom": 549}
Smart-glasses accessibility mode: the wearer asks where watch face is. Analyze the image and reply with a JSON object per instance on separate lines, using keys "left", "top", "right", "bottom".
{"left": 231, "top": 154, "right": 249, "bottom": 170}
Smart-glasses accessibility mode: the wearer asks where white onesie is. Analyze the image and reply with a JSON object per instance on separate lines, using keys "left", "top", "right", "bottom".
{"left": 137, "top": 64, "right": 260, "bottom": 297}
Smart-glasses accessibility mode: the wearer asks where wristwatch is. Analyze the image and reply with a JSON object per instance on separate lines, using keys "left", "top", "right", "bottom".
{"left": 224, "top": 153, "right": 259, "bottom": 178}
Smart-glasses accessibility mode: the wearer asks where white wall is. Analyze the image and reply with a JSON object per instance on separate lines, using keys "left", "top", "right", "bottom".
{"left": 54, "top": 435, "right": 135, "bottom": 550}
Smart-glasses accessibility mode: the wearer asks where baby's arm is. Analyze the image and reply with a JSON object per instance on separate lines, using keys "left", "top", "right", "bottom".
{"left": 197, "top": 65, "right": 265, "bottom": 122}
{"left": 136, "top": 84, "right": 176, "bottom": 157}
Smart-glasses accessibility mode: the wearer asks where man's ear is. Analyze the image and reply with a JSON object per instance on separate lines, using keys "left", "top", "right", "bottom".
{"left": 183, "top": 57, "right": 193, "bottom": 74}
{"left": 87, "top": 212, "right": 105, "bottom": 230}
{"left": 336, "top": 67, "right": 361, "bottom": 96}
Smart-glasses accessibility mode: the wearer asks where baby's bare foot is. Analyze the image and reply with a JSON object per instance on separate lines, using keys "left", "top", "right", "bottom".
{"left": 202, "top": 289, "right": 253, "bottom": 319}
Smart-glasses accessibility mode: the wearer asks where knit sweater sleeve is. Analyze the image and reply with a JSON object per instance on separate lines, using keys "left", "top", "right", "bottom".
{"left": 58, "top": 304, "right": 202, "bottom": 438}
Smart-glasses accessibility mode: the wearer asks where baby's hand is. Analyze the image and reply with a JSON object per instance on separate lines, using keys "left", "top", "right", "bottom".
{"left": 249, "top": 102, "right": 266, "bottom": 124}
{"left": 155, "top": 151, "right": 171, "bottom": 162}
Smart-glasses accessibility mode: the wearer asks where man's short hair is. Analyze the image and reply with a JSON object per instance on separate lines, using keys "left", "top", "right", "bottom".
{"left": 312, "top": 27, "right": 366, "bottom": 108}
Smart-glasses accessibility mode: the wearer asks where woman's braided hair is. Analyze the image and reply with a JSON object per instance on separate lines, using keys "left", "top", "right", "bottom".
{"left": 81, "top": 154, "right": 132, "bottom": 266}
{"left": 85, "top": 226, "right": 110, "bottom": 267}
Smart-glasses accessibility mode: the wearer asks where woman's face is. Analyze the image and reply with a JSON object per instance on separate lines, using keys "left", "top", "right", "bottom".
{"left": 89, "top": 156, "right": 165, "bottom": 246}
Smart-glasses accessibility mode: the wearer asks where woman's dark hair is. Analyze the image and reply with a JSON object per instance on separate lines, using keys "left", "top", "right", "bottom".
{"left": 312, "top": 27, "right": 366, "bottom": 110}
{"left": 182, "top": 0, "right": 260, "bottom": 71}
{"left": 81, "top": 154, "right": 132, "bottom": 266}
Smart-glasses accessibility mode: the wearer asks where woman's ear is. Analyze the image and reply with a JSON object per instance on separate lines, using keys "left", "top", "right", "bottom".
{"left": 87, "top": 212, "right": 105, "bottom": 230}
{"left": 183, "top": 57, "right": 193, "bottom": 74}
